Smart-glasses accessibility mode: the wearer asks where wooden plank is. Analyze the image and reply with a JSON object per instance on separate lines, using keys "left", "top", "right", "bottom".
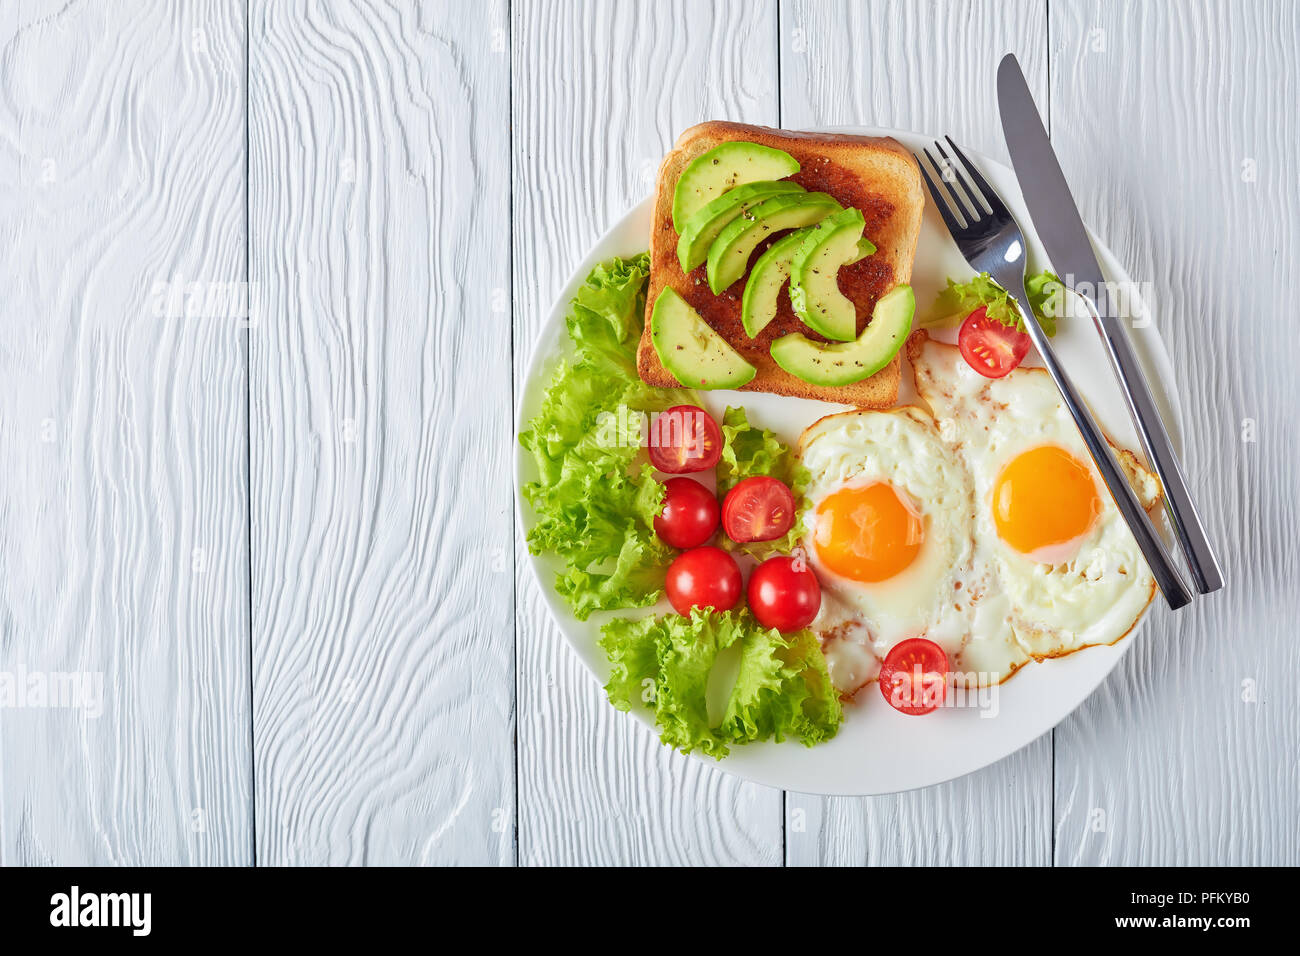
{"left": 780, "top": 0, "right": 1054, "bottom": 866}
{"left": 0, "top": 0, "right": 251, "bottom": 864}
{"left": 248, "top": 0, "right": 514, "bottom": 865}
{"left": 786, "top": 747, "right": 1050, "bottom": 865}
{"left": 1049, "top": 0, "right": 1300, "bottom": 865}
{"left": 512, "top": 0, "right": 786, "bottom": 866}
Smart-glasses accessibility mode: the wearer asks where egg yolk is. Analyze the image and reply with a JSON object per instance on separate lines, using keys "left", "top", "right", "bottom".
{"left": 814, "top": 482, "right": 924, "bottom": 583}
{"left": 993, "top": 445, "right": 1101, "bottom": 559}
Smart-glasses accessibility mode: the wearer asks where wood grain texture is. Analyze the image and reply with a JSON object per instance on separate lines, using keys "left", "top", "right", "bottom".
{"left": 780, "top": 0, "right": 1047, "bottom": 163}
{"left": 0, "top": 0, "right": 251, "bottom": 864}
{"left": 248, "top": 0, "right": 514, "bottom": 865}
{"left": 779, "top": 0, "right": 1053, "bottom": 866}
{"left": 2, "top": 0, "right": 1294, "bottom": 868}
{"left": 511, "top": 0, "right": 786, "bottom": 866}
{"left": 1048, "top": 0, "right": 1300, "bottom": 865}
{"left": 786, "top": 746, "right": 1049, "bottom": 865}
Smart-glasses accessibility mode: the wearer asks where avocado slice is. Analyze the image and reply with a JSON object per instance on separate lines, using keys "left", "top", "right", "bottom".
{"left": 848, "top": 237, "right": 876, "bottom": 264}
{"left": 705, "top": 192, "right": 841, "bottom": 295}
{"left": 650, "top": 288, "right": 757, "bottom": 390}
{"left": 677, "top": 180, "right": 805, "bottom": 273}
{"left": 672, "top": 142, "right": 801, "bottom": 231}
{"left": 770, "top": 284, "right": 914, "bottom": 387}
{"left": 740, "top": 228, "right": 813, "bottom": 338}
{"left": 740, "top": 229, "right": 878, "bottom": 339}
{"left": 788, "top": 208, "right": 872, "bottom": 342}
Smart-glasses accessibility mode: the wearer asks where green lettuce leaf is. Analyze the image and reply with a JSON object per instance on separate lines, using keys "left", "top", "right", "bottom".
{"left": 519, "top": 254, "right": 696, "bottom": 619}
{"left": 923, "top": 269, "right": 1065, "bottom": 337}
{"left": 652, "top": 610, "right": 745, "bottom": 758}
{"left": 600, "top": 608, "right": 843, "bottom": 758}
{"left": 599, "top": 614, "right": 661, "bottom": 713}
{"left": 715, "top": 406, "right": 810, "bottom": 560}
{"left": 718, "top": 623, "right": 841, "bottom": 747}
{"left": 776, "top": 628, "right": 841, "bottom": 745}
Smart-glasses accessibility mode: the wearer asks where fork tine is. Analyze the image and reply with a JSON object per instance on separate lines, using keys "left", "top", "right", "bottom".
{"left": 914, "top": 152, "right": 967, "bottom": 236}
{"left": 922, "top": 145, "right": 978, "bottom": 225}
{"left": 943, "top": 135, "right": 1009, "bottom": 218}
{"left": 934, "top": 139, "right": 989, "bottom": 219}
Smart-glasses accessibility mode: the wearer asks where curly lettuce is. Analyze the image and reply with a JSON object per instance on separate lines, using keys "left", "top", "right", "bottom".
{"left": 923, "top": 269, "right": 1065, "bottom": 337}
{"left": 715, "top": 406, "right": 810, "bottom": 559}
{"left": 519, "top": 255, "right": 696, "bottom": 619}
{"left": 600, "top": 608, "right": 842, "bottom": 758}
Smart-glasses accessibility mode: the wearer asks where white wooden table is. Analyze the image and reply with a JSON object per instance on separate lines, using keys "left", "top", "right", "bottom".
{"left": 1, "top": 0, "right": 1295, "bottom": 866}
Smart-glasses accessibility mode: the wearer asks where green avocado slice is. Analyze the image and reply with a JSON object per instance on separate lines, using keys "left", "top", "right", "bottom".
{"left": 676, "top": 180, "right": 805, "bottom": 273}
{"left": 672, "top": 142, "right": 801, "bottom": 231}
{"left": 740, "top": 228, "right": 814, "bottom": 339}
{"left": 788, "top": 208, "right": 870, "bottom": 342}
{"left": 770, "top": 284, "right": 914, "bottom": 387}
{"left": 741, "top": 227, "right": 878, "bottom": 339}
{"left": 705, "top": 192, "right": 841, "bottom": 295}
{"left": 650, "top": 288, "right": 757, "bottom": 390}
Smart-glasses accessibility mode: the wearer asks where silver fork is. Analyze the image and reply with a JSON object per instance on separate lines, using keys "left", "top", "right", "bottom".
{"left": 916, "top": 136, "right": 1193, "bottom": 610}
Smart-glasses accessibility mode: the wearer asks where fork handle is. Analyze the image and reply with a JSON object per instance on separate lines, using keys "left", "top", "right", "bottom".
{"left": 1073, "top": 290, "right": 1225, "bottom": 594}
{"left": 1005, "top": 282, "right": 1194, "bottom": 610}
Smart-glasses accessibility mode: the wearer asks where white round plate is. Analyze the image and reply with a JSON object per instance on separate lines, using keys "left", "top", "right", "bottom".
{"left": 516, "top": 127, "right": 1181, "bottom": 795}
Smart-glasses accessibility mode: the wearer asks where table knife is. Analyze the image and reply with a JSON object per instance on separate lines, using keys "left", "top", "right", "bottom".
{"left": 997, "top": 53, "right": 1224, "bottom": 594}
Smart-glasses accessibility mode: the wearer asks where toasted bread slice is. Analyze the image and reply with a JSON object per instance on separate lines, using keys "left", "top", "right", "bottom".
{"left": 637, "top": 121, "right": 924, "bottom": 407}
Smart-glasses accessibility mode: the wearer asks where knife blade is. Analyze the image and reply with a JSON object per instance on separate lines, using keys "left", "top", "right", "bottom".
{"left": 996, "top": 53, "right": 1224, "bottom": 594}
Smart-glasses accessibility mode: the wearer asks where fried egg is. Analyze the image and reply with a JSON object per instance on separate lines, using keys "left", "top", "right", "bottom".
{"left": 798, "top": 335, "right": 1163, "bottom": 698}
{"left": 910, "top": 335, "right": 1160, "bottom": 664}
{"left": 798, "top": 406, "right": 977, "bottom": 694}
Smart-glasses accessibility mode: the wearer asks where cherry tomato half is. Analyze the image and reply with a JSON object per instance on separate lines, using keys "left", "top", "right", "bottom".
{"left": 648, "top": 405, "right": 723, "bottom": 474}
{"left": 878, "top": 637, "right": 949, "bottom": 716}
{"left": 958, "top": 306, "right": 1031, "bottom": 379}
{"left": 722, "top": 476, "right": 796, "bottom": 543}
{"left": 665, "top": 546, "right": 742, "bottom": 616}
{"left": 653, "top": 477, "right": 720, "bottom": 549}
{"left": 747, "top": 555, "right": 822, "bottom": 632}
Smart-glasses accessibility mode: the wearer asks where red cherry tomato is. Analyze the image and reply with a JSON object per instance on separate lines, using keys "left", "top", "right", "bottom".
{"left": 653, "top": 477, "right": 720, "bottom": 549}
{"left": 648, "top": 405, "right": 723, "bottom": 474}
{"left": 958, "top": 306, "right": 1031, "bottom": 379}
{"left": 665, "top": 546, "right": 742, "bottom": 616}
{"left": 878, "top": 638, "right": 949, "bottom": 715}
{"left": 722, "top": 476, "right": 796, "bottom": 543}
{"left": 747, "top": 555, "right": 822, "bottom": 632}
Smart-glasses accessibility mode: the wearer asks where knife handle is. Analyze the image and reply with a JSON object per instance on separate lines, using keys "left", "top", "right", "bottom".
{"left": 1074, "top": 288, "right": 1225, "bottom": 593}
{"left": 1006, "top": 282, "right": 1194, "bottom": 610}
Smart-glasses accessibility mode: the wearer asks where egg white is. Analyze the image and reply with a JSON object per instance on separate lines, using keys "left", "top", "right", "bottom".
{"left": 910, "top": 335, "right": 1159, "bottom": 662}
{"left": 798, "top": 406, "right": 979, "bottom": 693}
